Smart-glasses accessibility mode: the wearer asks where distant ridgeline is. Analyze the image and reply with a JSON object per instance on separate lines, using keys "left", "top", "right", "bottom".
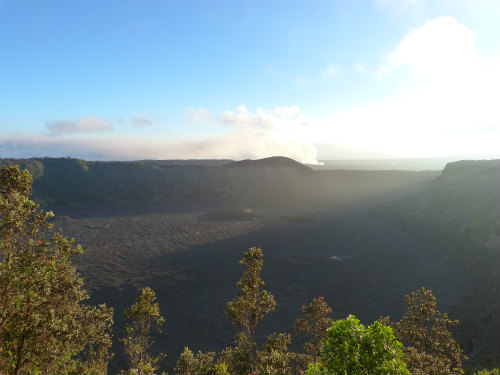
{"left": 391, "top": 159, "right": 500, "bottom": 250}
{"left": 2, "top": 157, "right": 498, "bottom": 249}
{"left": 0, "top": 156, "right": 315, "bottom": 207}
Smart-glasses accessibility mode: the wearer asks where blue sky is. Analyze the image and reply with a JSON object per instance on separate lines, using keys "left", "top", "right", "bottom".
{"left": 1, "top": 0, "right": 499, "bottom": 163}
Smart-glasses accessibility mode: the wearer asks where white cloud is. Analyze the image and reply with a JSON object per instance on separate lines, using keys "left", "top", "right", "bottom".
{"left": 314, "top": 17, "right": 500, "bottom": 159}
{"left": 216, "top": 105, "right": 317, "bottom": 163}
{"left": 45, "top": 116, "right": 113, "bottom": 136}
{"left": 186, "top": 107, "right": 210, "bottom": 123}
{"left": 381, "top": 16, "right": 478, "bottom": 79}
{"left": 115, "top": 112, "right": 156, "bottom": 127}
{"left": 322, "top": 64, "right": 341, "bottom": 78}
{"left": 7, "top": 16, "right": 498, "bottom": 163}
{"left": 131, "top": 111, "right": 153, "bottom": 127}
{"left": 3, "top": 106, "right": 320, "bottom": 163}
{"left": 314, "top": 79, "right": 500, "bottom": 158}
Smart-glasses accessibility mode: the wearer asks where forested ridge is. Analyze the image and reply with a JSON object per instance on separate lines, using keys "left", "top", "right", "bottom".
{"left": 0, "top": 157, "right": 438, "bottom": 207}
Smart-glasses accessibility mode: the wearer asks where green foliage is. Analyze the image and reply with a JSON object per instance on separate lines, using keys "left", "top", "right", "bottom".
{"left": 72, "top": 304, "right": 115, "bottom": 375}
{"left": 474, "top": 369, "right": 500, "bottom": 375}
{"left": 213, "top": 362, "right": 231, "bottom": 375}
{"left": 121, "top": 287, "right": 166, "bottom": 375}
{"left": 225, "top": 247, "right": 276, "bottom": 372}
{"left": 0, "top": 165, "right": 113, "bottom": 375}
{"left": 218, "top": 333, "right": 252, "bottom": 375}
{"left": 174, "top": 347, "right": 217, "bottom": 375}
{"left": 390, "top": 287, "right": 466, "bottom": 375}
{"left": 288, "top": 352, "right": 316, "bottom": 375}
{"left": 174, "top": 347, "right": 196, "bottom": 375}
{"left": 295, "top": 296, "right": 333, "bottom": 360}
{"left": 0, "top": 164, "right": 486, "bottom": 374}
{"left": 0, "top": 158, "right": 44, "bottom": 181}
{"left": 256, "top": 333, "right": 292, "bottom": 375}
{"left": 306, "top": 315, "right": 409, "bottom": 375}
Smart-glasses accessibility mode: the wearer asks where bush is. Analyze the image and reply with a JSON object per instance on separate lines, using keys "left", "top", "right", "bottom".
{"left": 306, "top": 315, "right": 409, "bottom": 375}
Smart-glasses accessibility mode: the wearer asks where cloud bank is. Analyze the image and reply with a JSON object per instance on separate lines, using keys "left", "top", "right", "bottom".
{"left": 1, "top": 106, "right": 319, "bottom": 163}
{"left": 45, "top": 116, "right": 114, "bottom": 136}
{"left": 315, "top": 16, "right": 499, "bottom": 159}
{"left": 215, "top": 105, "right": 317, "bottom": 163}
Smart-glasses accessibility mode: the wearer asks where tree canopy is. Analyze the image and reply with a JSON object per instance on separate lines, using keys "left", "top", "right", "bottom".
{"left": 0, "top": 165, "right": 113, "bottom": 375}
{"left": 306, "top": 315, "right": 409, "bottom": 375}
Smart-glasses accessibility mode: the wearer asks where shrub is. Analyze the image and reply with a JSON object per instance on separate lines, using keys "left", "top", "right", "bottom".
{"left": 306, "top": 315, "right": 409, "bottom": 375}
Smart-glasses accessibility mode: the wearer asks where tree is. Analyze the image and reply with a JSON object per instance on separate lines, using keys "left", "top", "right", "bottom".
{"left": 306, "top": 315, "right": 409, "bottom": 375}
{"left": 121, "top": 287, "right": 165, "bottom": 375}
{"left": 225, "top": 247, "right": 276, "bottom": 372}
{"left": 389, "top": 287, "right": 466, "bottom": 375}
{"left": 0, "top": 165, "right": 114, "bottom": 375}
{"left": 218, "top": 334, "right": 253, "bottom": 375}
{"left": 174, "top": 347, "right": 220, "bottom": 375}
{"left": 295, "top": 296, "right": 333, "bottom": 361}
{"left": 474, "top": 369, "right": 500, "bottom": 375}
{"left": 256, "top": 333, "right": 292, "bottom": 375}
{"left": 73, "top": 304, "right": 115, "bottom": 375}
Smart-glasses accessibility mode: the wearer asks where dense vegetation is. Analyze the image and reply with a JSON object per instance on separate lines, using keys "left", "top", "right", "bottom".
{"left": 0, "top": 165, "right": 113, "bottom": 374}
{"left": 0, "top": 156, "right": 441, "bottom": 210}
{"left": 1, "top": 160, "right": 499, "bottom": 374}
{"left": 0, "top": 157, "right": 315, "bottom": 207}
